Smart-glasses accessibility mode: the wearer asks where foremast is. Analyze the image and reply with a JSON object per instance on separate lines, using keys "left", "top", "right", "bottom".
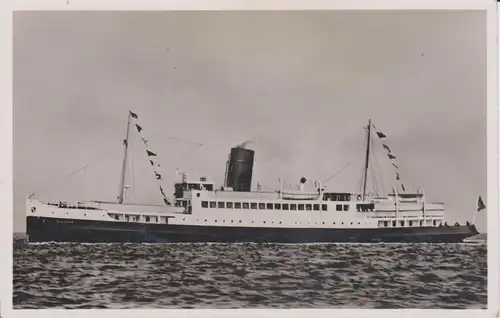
{"left": 362, "top": 119, "right": 372, "bottom": 201}
{"left": 118, "top": 112, "right": 131, "bottom": 204}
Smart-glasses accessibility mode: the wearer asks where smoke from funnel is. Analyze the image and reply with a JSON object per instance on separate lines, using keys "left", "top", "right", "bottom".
{"left": 236, "top": 140, "right": 253, "bottom": 149}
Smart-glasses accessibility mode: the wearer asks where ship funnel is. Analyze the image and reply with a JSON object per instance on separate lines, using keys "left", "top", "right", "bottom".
{"left": 224, "top": 147, "right": 255, "bottom": 192}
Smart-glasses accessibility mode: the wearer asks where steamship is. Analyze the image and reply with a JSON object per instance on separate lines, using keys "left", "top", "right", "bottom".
{"left": 25, "top": 112, "right": 480, "bottom": 243}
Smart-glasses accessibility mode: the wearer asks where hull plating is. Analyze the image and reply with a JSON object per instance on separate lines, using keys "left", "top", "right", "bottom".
{"left": 26, "top": 216, "right": 479, "bottom": 244}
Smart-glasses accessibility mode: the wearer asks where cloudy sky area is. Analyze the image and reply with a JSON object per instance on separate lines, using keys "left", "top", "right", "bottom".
{"left": 13, "top": 11, "right": 486, "bottom": 232}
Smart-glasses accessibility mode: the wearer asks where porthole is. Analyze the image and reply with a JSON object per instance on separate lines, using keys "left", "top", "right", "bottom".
{"left": 358, "top": 222, "right": 360, "bottom": 225}
{"left": 215, "top": 220, "right": 218, "bottom": 223}
{"left": 322, "top": 222, "right": 325, "bottom": 224}
{"left": 205, "top": 219, "right": 208, "bottom": 222}
{"left": 183, "top": 218, "right": 185, "bottom": 221}
{"left": 197, "top": 193, "right": 200, "bottom": 197}
{"left": 279, "top": 221, "right": 282, "bottom": 224}
{"left": 239, "top": 220, "right": 242, "bottom": 223}
{"left": 263, "top": 221, "right": 266, "bottom": 224}
{"left": 231, "top": 220, "right": 234, "bottom": 223}
{"left": 350, "top": 222, "right": 353, "bottom": 225}
{"left": 341, "top": 222, "right": 344, "bottom": 225}
{"left": 251, "top": 221, "right": 254, "bottom": 223}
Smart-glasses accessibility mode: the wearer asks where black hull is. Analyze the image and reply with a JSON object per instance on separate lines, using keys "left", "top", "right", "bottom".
{"left": 26, "top": 216, "right": 479, "bottom": 244}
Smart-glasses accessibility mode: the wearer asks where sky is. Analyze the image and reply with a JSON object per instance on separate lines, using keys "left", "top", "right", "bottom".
{"left": 13, "top": 10, "right": 487, "bottom": 233}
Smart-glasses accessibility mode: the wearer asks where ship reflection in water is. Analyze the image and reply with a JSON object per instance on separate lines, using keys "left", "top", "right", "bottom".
{"left": 13, "top": 242, "right": 486, "bottom": 309}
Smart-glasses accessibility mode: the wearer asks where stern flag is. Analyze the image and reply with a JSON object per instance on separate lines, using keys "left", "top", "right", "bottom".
{"left": 129, "top": 111, "right": 138, "bottom": 119}
{"left": 478, "top": 196, "right": 486, "bottom": 211}
{"left": 376, "top": 132, "right": 387, "bottom": 139}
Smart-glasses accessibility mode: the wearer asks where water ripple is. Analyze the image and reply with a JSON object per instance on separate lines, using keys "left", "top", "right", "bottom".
{"left": 13, "top": 243, "right": 486, "bottom": 309}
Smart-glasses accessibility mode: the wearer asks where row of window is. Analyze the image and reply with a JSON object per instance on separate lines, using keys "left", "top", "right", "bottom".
{"left": 323, "top": 193, "right": 351, "bottom": 202}
{"left": 379, "top": 219, "right": 439, "bottom": 227}
{"left": 201, "top": 201, "right": 351, "bottom": 212}
{"left": 192, "top": 219, "right": 365, "bottom": 225}
{"left": 47, "top": 202, "right": 99, "bottom": 210}
{"left": 110, "top": 213, "right": 441, "bottom": 228}
{"left": 110, "top": 213, "right": 169, "bottom": 223}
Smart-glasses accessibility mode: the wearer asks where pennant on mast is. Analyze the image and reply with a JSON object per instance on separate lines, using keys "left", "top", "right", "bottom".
{"left": 477, "top": 196, "right": 486, "bottom": 211}
{"left": 129, "top": 110, "right": 138, "bottom": 119}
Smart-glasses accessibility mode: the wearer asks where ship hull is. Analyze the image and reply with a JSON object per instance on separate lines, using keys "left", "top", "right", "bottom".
{"left": 26, "top": 216, "right": 479, "bottom": 243}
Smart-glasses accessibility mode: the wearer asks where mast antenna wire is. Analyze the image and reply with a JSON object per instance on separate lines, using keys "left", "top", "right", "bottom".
{"left": 29, "top": 149, "right": 118, "bottom": 198}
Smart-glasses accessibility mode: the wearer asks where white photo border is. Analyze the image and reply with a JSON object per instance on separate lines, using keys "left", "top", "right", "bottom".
{"left": 0, "top": 0, "right": 497, "bottom": 318}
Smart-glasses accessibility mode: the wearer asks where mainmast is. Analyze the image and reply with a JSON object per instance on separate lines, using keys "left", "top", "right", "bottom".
{"left": 118, "top": 113, "right": 131, "bottom": 204}
{"left": 362, "top": 119, "right": 372, "bottom": 201}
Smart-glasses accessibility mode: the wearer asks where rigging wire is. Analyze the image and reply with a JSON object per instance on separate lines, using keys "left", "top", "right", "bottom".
{"left": 323, "top": 162, "right": 352, "bottom": 184}
{"left": 357, "top": 126, "right": 369, "bottom": 195}
{"left": 141, "top": 126, "right": 204, "bottom": 148}
{"left": 29, "top": 149, "right": 119, "bottom": 198}
{"left": 370, "top": 134, "right": 386, "bottom": 195}
{"left": 369, "top": 157, "right": 379, "bottom": 196}
{"left": 128, "top": 134, "right": 137, "bottom": 203}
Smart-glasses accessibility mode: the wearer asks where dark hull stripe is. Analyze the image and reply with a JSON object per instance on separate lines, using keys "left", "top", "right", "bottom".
{"left": 26, "top": 216, "right": 479, "bottom": 243}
